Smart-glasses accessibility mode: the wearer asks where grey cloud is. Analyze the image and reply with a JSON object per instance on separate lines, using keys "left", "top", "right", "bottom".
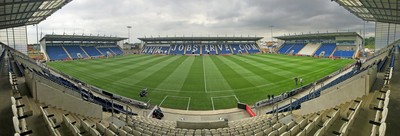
{"left": 27, "top": 0, "right": 374, "bottom": 44}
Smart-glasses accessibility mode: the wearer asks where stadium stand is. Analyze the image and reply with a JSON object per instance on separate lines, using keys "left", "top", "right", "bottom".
{"left": 63, "top": 45, "right": 88, "bottom": 59}
{"left": 142, "top": 46, "right": 157, "bottom": 54}
{"left": 109, "top": 47, "right": 124, "bottom": 55}
{"left": 142, "top": 45, "right": 170, "bottom": 54}
{"left": 169, "top": 44, "right": 186, "bottom": 54}
{"left": 314, "top": 43, "right": 337, "bottom": 57}
{"left": 1, "top": 39, "right": 398, "bottom": 136}
{"left": 97, "top": 47, "right": 114, "bottom": 56}
{"left": 202, "top": 44, "right": 217, "bottom": 55}
{"left": 277, "top": 43, "right": 293, "bottom": 54}
{"left": 286, "top": 43, "right": 306, "bottom": 55}
{"left": 81, "top": 46, "right": 103, "bottom": 57}
{"left": 46, "top": 45, "right": 71, "bottom": 61}
{"left": 185, "top": 44, "right": 201, "bottom": 54}
{"left": 216, "top": 44, "right": 233, "bottom": 54}
{"left": 141, "top": 43, "right": 259, "bottom": 55}
{"left": 230, "top": 44, "right": 247, "bottom": 54}
{"left": 245, "top": 44, "right": 261, "bottom": 54}
{"left": 332, "top": 50, "right": 355, "bottom": 58}
{"left": 297, "top": 43, "right": 321, "bottom": 56}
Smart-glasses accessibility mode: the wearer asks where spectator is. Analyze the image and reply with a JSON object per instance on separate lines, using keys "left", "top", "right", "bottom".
{"left": 294, "top": 77, "right": 298, "bottom": 86}
{"left": 299, "top": 77, "right": 303, "bottom": 86}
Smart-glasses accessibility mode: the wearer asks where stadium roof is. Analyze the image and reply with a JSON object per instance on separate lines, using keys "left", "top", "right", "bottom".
{"left": 0, "top": 0, "right": 72, "bottom": 29}
{"left": 138, "top": 37, "right": 264, "bottom": 42}
{"left": 333, "top": 0, "right": 400, "bottom": 24}
{"left": 40, "top": 34, "right": 127, "bottom": 42}
{"left": 274, "top": 32, "right": 362, "bottom": 40}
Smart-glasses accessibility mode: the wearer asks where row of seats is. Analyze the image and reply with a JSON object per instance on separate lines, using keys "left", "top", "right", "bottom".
{"left": 63, "top": 46, "right": 88, "bottom": 59}
{"left": 369, "top": 56, "right": 394, "bottom": 136}
{"left": 11, "top": 96, "right": 32, "bottom": 136}
{"left": 313, "top": 43, "right": 337, "bottom": 57}
{"left": 114, "top": 99, "right": 363, "bottom": 136}
{"left": 46, "top": 45, "right": 124, "bottom": 61}
{"left": 30, "top": 68, "right": 133, "bottom": 115}
{"left": 40, "top": 106, "right": 62, "bottom": 136}
{"left": 297, "top": 43, "right": 321, "bottom": 56}
{"left": 332, "top": 50, "right": 355, "bottom": 58}
{"left": 370, "top": 90, "right": 389, "bottom": 136}
{"left": 46, "top": 46, "right": 70, "bottom": 61}
{"left": 277, "top": 43, "right": 292, "bottom": 54}
{"left": 334, "top": 99, "right": 363, "bottom": 135}
{"left": 286, "top": 43, "right": 306, "bottom": 54}
{"left": 5, "top": 45, "right": 137, "bottom": 117}
{"left": 279, "top": 43, "right": 340, "bottom": 57}
{"left": 142, "top": 44, "right": 260, "bottom": 55}
{"left": 271, "top": 57, "right": 384, "bottom": 114}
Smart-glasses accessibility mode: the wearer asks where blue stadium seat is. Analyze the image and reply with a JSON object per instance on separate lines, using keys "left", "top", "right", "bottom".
{"left": 64, "top": 45, "right": 88, "bottom": 59}
{"left": 97, "top": 47, "right": 114, "bottom": 56}
{"left": 267, "top": 67, "right": 365, "bottom": 114}
{"left": 142, "top": 46, "right": 170, "bottom": 54}
{"left": 109, "top": 47, "right": 124, "bottom": 55}
{"left": 278, "top": 43, "right": 294, "bottom": 54}
{"left": 230, "top": 44, "right": 247, "bottom": 54}
{"left": 245, "top": 44, "right": 261, "bottom": 53}
{"left": 314, "top": 43, "right": 336, "bottom": 57}
{"left": 169, "top": 44, "right": 186, "bottom": 54}
{"left": 185, "top": 44, "right": 201, "bottom": 54}
{"left": 216, "top": 44, "right": 232, "bottom": 54}
{"left": 332, "top": 50, "right": 355, "bottom": 58}
{"left": 202, "top": 44, "right": 217, "bottom": 54}
{"left": 81, "top": 46, "right": 103, "bottom": 57}
{"left": 160, "top": 46, "right": 170, "bottom": 54}
{"left": 46, "top": 46, "right": 70, "bottom": 60}
{"left": 142, "top": 46, "right": 156, "bottom": 54}
{"left": 286, "top": 43, "right": 305, "bottom": 54}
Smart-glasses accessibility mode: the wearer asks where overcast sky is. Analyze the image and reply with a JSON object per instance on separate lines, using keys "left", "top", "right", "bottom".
{"left": 26, "top": 0, "right": 375, "bottom": 44}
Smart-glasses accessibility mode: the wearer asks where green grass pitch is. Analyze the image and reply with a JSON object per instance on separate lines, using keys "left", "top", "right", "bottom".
{"left": 47, "top": 54, "right": 354, "bottom": 110}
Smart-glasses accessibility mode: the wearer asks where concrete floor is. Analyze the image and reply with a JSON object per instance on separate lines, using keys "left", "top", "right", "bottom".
{"left": 0, "top": 53, "right": 50, "bottom": 136}
{"left": 0, "top": 54, "right": 14, "bottom": 136}
{"left": 386, "top": 51, "right": 400, "bottom": 136}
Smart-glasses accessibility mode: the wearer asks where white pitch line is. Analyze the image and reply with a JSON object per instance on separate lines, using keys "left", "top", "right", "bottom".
{"left": 234, "top": 95, "right": 240, "bottom": 103}
{"left": 203, "top": 56, "right": 208, "bottom": 93}
{"left": 159, "top": 95, "right": 168, "bottom": 106}
{"left": 187, "top": 97, "right": 191, "bottom": 111}
{"left": 211, "top": 97, "right": 215, "bottom": 110}
{"left": 212, "top": 95, "right": 236, "bottom": 98}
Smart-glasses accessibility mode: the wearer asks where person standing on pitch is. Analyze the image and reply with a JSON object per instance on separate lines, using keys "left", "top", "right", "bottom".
{"left": 294, "top": 77, "right": 298, "bottom": 86}
{"left": 299, "top": 77, "right": 303, "bottom": 86}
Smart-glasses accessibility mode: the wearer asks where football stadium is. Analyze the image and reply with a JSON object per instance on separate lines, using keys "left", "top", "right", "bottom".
{"left": 0, "top": 0, "right": 399, "bottom": 136}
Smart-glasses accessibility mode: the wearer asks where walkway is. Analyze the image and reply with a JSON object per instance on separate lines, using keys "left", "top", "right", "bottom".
{"left": 386, "top": 49, "right": 400, "bottom": 136}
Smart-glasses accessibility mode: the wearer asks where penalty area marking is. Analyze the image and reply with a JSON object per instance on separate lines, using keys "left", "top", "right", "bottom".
{"left": 159, "top": 95, "right": 191, "bottom": 111}
{"left": 211, "top": 95, "right": 240, "bottom": 110}
{"left": 159, "top": 95, "right": 169, "bottom": 106}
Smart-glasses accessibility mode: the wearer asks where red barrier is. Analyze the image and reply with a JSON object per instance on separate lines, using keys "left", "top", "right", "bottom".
{"left": 245, "top": 105, "right": 256, "bottom": 117}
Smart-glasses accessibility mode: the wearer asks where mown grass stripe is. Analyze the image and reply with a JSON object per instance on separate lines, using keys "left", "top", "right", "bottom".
{"left": 136, "top": 56, "right": 189, "bottom": 89}
{"left": 180, "top": 56, "right": 205, "bottom": 92}
{"left": 225, "top": 55, "right": 288, "bottom": 82}
{"left": 210, "top": 56, "right": 255, "bottom": 89}
{"left": 203, "top": 56, "right": 232, "bottom": 92}
{"left": 156, "top": 56, "right": 195, "bottom": 90}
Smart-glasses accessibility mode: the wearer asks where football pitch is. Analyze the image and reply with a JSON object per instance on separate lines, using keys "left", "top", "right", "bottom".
{"left": 47, "top": 54, "right": 354, "bottom": 110}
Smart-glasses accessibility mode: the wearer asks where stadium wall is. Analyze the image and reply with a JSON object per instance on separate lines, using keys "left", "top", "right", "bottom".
{"left": 177, "top": 120, "right": 228, "bottom": 129}
{"left": 24, "top": 69, "right": 102, "bottom": 119}
{"left": 299, "top": 65, "right": 377, "bottom": 115}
